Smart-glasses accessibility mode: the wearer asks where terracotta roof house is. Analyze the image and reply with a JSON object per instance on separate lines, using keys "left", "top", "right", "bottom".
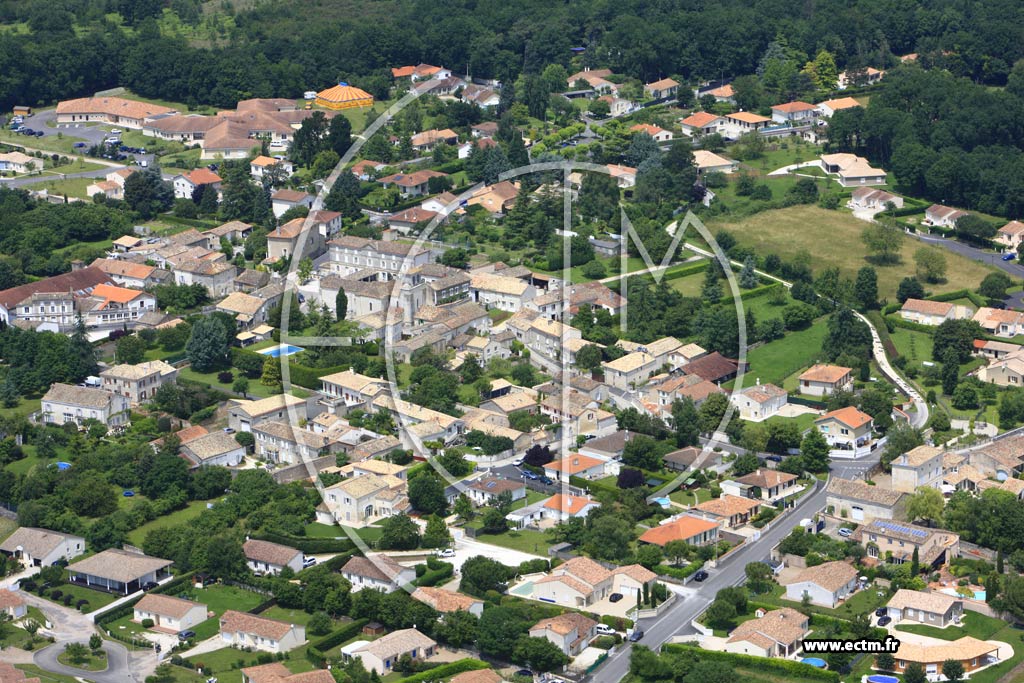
{"left": 798, "top": 364, "right": 853, "bottom": 396}
{"left": 900, "top": 298, "right": 974, "bottom": 326}
{"left": 683, "top": 352, "right": 739, "bottom": 383}
{"left": 243, "top": 539, "right": 303, "bottom": 576}
{"left": 220, "top": 610, "right": 306, "bottom": 653}
{"left": 340, "top": 555, "right": 415, "bottom": 593}
{"left": 784, "top": 560, "right": 858, "bottom": 608}
{"left": 694, "top": 495, "right": 762, "bottom": 528}
{"left": 347, "top": 628, "right": 436, "bottom": 675}
{"left": 133, "top": 593, "right": 208, "bottom": 634}
{"left": 770, "top": 101, "right": 818, "bottom": 124}
{"left": 885, "top": 589, "right": 963, "bottom": 628}
{"left": 724, "top": 607, "right": 809, "bottom": 658}
{"left": 826, "top": 478, "right": 907, "bottom": 522}
{"left": 639, "top": 515, "right": 720, "bottom": 547}
{"left": 411, "top": 587, "right": 484, "bottom": 616}
{"left": 530, "top": 612, "right": 598, "bottom": 656}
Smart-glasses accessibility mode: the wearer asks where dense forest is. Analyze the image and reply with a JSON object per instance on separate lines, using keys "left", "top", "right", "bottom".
{"left": 1, "top": 0, "right": 1024, "bottom": 109}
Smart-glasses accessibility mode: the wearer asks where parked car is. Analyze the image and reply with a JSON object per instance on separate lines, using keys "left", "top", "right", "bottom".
{"left": 34, "top": 131, "right": 42, "bottom": 137}
{"left": 178, "top": 630, "right": 196, "bottom": 641}
{"left": 438, "top": 548, "right": 456, "bottom": 558}
{"left": 608, "top": 593, "right": 623, "bottom": 603}
{"left": 110, "top": 129, "right": 123, "bottom": 134}
{"left": 628, "top": 629, "right": 644, "bottom": 642}
{"left": 512, "top": 458, "right": 524, "bottom": 467}
{"left": 875, "top": 607, "right": 888, "bottom": 617}
{"left": 837, "top": 527, "right": 853, "bottom": 538}
{"left": 877, "top": 616, "right": 892, "bottom": 626}
{"left": 1004, "top": 253, "right": 1017, "bottom": 261}
{"left": 522, "top": 471, "right": 538, "bottom": 480}
{"left": 693, "top": 570, "right": 709, "bottom": 582}
{"left": 595, "top": 624, "right": 616, "bottom": 635}
{"left": 539, "top": 476, "right": 554, "bottom": 485}
{"left": 766, "top": 455, "right": 783, "bottom": 462}
{"left": 142, "top": 581, "right": 158, "bottom": 591}
{"left": 302, "top": 556, "right": 317, "bottom": 568}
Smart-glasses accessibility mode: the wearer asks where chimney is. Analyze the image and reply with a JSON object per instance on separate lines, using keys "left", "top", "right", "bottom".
{"left": 70, "top": 259, "right": 84, "bottom": 272}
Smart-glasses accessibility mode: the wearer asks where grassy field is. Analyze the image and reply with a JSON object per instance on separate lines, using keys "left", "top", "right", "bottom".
{"left": 23, "top": 176, "right": 98, "bottom": 199}
{"left": 48, "top": 581, "right": 120, "bottom": 611}
{"left": 175, "top": 583, "right": 266, "bottom": 640}
{"left": 127, "top": 500, "right": 211, "bottom": 545}
{"left": 177, "top": 366, "right": 280, "bottom": 399}
{"left": 533, "top": 255, "right": 650, "bottom": 284}
{"left": 715, "top": 205, "right": 997, "bottom": 300}
{"left": 743, "top": 318, "right": 830, "bottom": 387}
{"left": 889, "top": 326, "right": 935, "bottom": 365}
{"left": 469, "top": 527, "right": 548, "bottom": 554}
{"left": 894, "top": 611, "right": 1006, "bottom": 641}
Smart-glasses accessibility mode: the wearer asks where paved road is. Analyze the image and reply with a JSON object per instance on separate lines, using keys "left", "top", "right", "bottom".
{"left": 914, "top": 232, "right": 1024, "bottom": 279}
{"left": 34, "top": 639, "right": 135, "bottom": 683}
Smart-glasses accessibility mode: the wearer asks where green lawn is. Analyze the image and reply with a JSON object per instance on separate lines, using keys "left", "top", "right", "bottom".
{"left": 762, "top": 411, "right": 819, "bottom": 433}
{"left": 188, "top": 645, "right": 315, "bottom": 677}
{"left": 534, "top": 255, "right": 650, "bottom": 284}
{"left": 509, "top": 490, "right": 547, "bottom": 511}
{"left": 260, "top": 605, "right": 316, "bottom": 625}
{"left": 177, "top": 366, "right": 282, "bottom": 399}
{"left": 305, "top": 522, "right": 343, "bottom": 538}
{"left": 46, "top": 581, "right": 121, "bottom": 611}
{"left": 0, "top": 517, "right": 17, "bottom": 543}
{"left": 668, "top": 486, "right": 714, "bottom": 506}
{"left": 46, "top": 160, "right": 105, "bottom": 174}
{"left": 127, "top": 500, "right": 211, "bottom": 545}
{"left": 470, "top": 527, "right": 548, "bottom": 554}
{"left": 894, "top": 610, "right": 1007, "bottom": 641}
{"left": 173, "top": 583, "right": 266, "bottom": 641}
{"left": 716, "top": 205, "right": 998, "bottom": 300}
{"left": 23, "top": 176, "right": 98, "bottom": 199}
{"left": 744, "top": 318, "right": 830, "bottom": 387}
{"left": 5, "top": 449, "right": 47, "bottom": 476}
{"left": 889, "top": 326, "right": 935, "bottom": 365}
{"left": 57, "top": 648, "right": 108, "bottom": 671}
{"left": 669, "top": 272, "right": 704, "bottom": 297}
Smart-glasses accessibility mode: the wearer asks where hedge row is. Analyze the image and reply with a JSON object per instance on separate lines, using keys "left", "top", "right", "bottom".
{"left": 231, "top": 347, "right": 358, "bottom": 390}
{"left": 739, "top": 282, "right": 782, "bottom": 301}
{"left": 928, "top": 288, "right": 986, "bottom": 307}
{"left": 252, "top": 530, "right": 355, "bottom": 554}
{"left": 660, "top": 260, "right": 710, "bottom": 282}
{"left": 415, "top": 562, "right": 454, "bottom": 587}
{"left": 663, "top": 644, "right": 841, "bottom": 682}
{"left": 95, "top": 571, "right": 198, "bottom": 627}
{"left": 886, "top": 314, "right": 938, "bottom": 335}
{"left": 306, "top": 617, "right": 370, "bottom": 667}
{"left": 394, "top": 658, "right": 490, "bottom": 683}
{"left": 655, "top": 561, "right": 705, "bottom": 580}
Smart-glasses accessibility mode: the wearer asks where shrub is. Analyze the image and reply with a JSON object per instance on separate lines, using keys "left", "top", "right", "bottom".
{"left": 217, "top": 371, "right": 234, "bottom": 384}
{"left": 142, "top": 618, "right": 154, "bottom": 628}
{"left": 49, "top": 590, "right": 62, "bottom": 601}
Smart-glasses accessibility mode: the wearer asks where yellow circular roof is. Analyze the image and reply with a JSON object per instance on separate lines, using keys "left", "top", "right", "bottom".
{"left": 316, "top": 82, "right": 373, "bottom": 103}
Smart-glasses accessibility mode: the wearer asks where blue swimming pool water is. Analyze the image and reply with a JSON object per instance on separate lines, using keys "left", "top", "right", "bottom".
{"left": 939, "top": 587, "right": 986, "bottom": 601}
{"left": 800, "top": 658, "right": 827, "bottom": 669}
{"left": 867, "top": 676, "right": 900, "bottom": 683}
{"left": 55, "top": 462, "right": 71, "bottom": 470}
{"left": 653, "top": 497, "right": 671, "bottom": 508}
{"left": 259, "top": 344, "right": 304, "bottom": 358}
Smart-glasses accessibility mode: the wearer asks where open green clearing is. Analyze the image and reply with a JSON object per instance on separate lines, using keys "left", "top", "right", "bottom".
{"left": 127, "top": 500, "right": 210, "bottom": 545}
{"left": 743, "top": 318, "right": 830, "bottom": 387}
{"left": 714, "top": 205, "right": 997, "bottom": 300}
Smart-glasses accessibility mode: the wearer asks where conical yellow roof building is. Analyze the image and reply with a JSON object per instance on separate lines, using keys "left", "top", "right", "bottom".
{"left": 315, "top": 82, "right": 374, "bottom": 110}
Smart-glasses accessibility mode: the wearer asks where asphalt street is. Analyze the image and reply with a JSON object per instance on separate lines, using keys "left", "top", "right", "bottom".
{"left": 34, "top": 640, "right": 135, "bottom": 683}
{"left": 914, "top": 232, "right": 1024, "bottom": 279}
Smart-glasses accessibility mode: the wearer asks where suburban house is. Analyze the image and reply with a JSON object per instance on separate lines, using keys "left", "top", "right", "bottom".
{"left": 243, "top": 539, "right": 303, "bottom": 576}
{"left": 219, "top": 610, "right": 306, "bottom": 653}
{"left": 900, "top": 299, "right": 974, "bottom": 326}
{"left": 679, "top": 111, "right": 724, "bottom": 137}
{"left": 888, "top": 637, "right": 1000, "bottom": 678}
{"left": 820, "top": 153, "right": 887, "bottom": 187}
{"left": 540, "top": 493, "right": 601, "bottom": 523}
{"left": 630, "top": 123, "right": 674, "bottom": 142}
{"left": 784, "top": 560, "right": 858, "bottom": 608}
{"left": 180, "top": 431, "right": 247, "bottom": 468}
{"left": 410, "top": 128, "right": 458, "bottom": 151}
{"left": 639, "top": 515, "right": 720, "bottom": 547}
{"left": 529, "top": 557, "right": 654, "bottom": 609}
{"left": 465, "top": 477, "right": 527, "bottom": 505}
{"left": 133, "top": 594, "right": 208, "bottom": 634}
{"left": 858, "top": 519, "right": 960, "bottom": 567}
{"left": 326, "top": 236, "right": 431, "bottom": 279}
{"left": 0, "top": 527, "right": 85, "bottom": 567}
{"left": 826, "top": 478, "right": 907, "bottom": 523}
{"left": 266, "top": 217, "right": 327, "bottom": 261}
{"left": 411, "top": 587, "right": 484, "bottom": 617}
{"left": 644, "top": 77, "right": 680, "bottom": 99}
{"left": 318, "top": 368, "right": 389, "bottom": 411}
{"left": 174, "top": 259, "right": 236, "bottom": 298}
{"left": 798, "top": 364, "right": 853, "bottom": 396}
{"left": 662, "top": 447, "right": 701, "bottom": 472}
{"left": 215, "top": 290, "right": 280, "bottom": 328}
{"left": 891, "top": 445, "right": 944, "bottom": 493}
{"left": 340, "top": 555, "right": 416, "bottom": 593}
{"left": 227, "top": 394, "right": 309, "bottom": 432}
{"left": 544, "top": 454, "right": 608, "bottom": 483}
{"left": 347, "top": 628, "right": 437, "bottom": 675}
{"left": 729, "top": 383, "right": 787, "bottom": 421}
{"left": 816, "top": 97, "right": 862, "bottom": 117}
{"left": 530, "top": 613, "right": 598, "bottom": 657}
{"left": 90, "top": 259, "right": 164, "bottom": 289}
{"left": 924, "top": 204, "right": 968, "bottom": 228}
{"left": 602, "top": 351, "right": 658, "bottom": 390}
{"left": 693, "top": 495, "right": 762, "bottom": 528}
{"left": 0, "top": 151, "right": 37, "bottom": 174}
{"left": 978, "top": 348, "right": 1024, "bottom": 387}
{"left": 470, "top": 273, "right": 535, "bottom": 311}
{"left": 250, "top": 155, "right": 294, "bottom": 181}
{"left": 849, "top": 187, "right": 903, "bottom": 211}
{"left": 974, "top": 307, "right": 1024, "bottom": 338}
{"left": 703, "top": 83, "right": 736, "bottom": 103}
{"left": 815, "top": 406, "right": 874, "bottom": 455}
{"left": 67, "top": 548, "right": 172, "bottom": 595}
{"left": 693, "top": 150, "right": 739, "bottom": 174}
{"left": 724, "top": 607, "right": 809, "bottom": 658}
{"left": 721, "top": 111, "right": 771, "bottom": 138}
{"left": 885, "top": 589, "right": 963, "bottom": 628}
{"left": 0, "top": 265, "right": 112, "bottom": 331}
{"left": 681, "top": 352, "right": 739, "bottom": 383}
{"left": 172, "top": 168, "right": 222, "bottom": 200}
{"left": 0, "top": 590, "right": 26, "bottom": 620}
{"left": 270, "top": 189, "right": 315, "bottom": 219}
{"left": 242, "top": 663, "right": 334, "bottom": 683}
{"left": 466, "top": 180, "right": 519, "bottom": 215}
{"left": 40, "top": 383, "right": 130, "bottom": 430}
{"left": 730, "top": 469, "right": 799, "bottom": 504}
{"left": 100, "top": 360, "right": 178, "bottom": 406}
{"left": 322, "top": 473, "right": 409, "bottom": 527}
{"left": 770, "top": 101, "right": 818, "bottom": 124}
{"left": 837, "top": 67, "right": 884, "bottom": 89}
{"left": 377, "top": 170, "right": 448, "bottom": 197}
{"left": 996, "top": 221, "right": 1024, "bottom": 250}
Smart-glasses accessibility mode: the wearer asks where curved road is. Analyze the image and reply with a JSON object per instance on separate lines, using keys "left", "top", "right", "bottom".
{"left": 33, "top": 640, "right": 134, "bottom": 683}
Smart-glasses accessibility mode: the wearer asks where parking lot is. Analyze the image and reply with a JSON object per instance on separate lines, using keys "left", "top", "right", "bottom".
{"left": 489, "top": 463, "right": 587, "bottom": 497}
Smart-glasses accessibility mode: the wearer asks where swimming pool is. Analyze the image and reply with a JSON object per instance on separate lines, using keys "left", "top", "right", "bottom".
{"left": 939, "top": 587, "right": 986, "bottom": 601}
{"left": 800, "top": 658, "right": 827, "bottom": 669}
{"left": 867, "top": 675, "right": 900, "bottom": 683}
{"left": 259, "top": 344, "right": 304, "bottom": 358}
{"left": 652, "top": 497, "right": 671, "bottom": 509}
